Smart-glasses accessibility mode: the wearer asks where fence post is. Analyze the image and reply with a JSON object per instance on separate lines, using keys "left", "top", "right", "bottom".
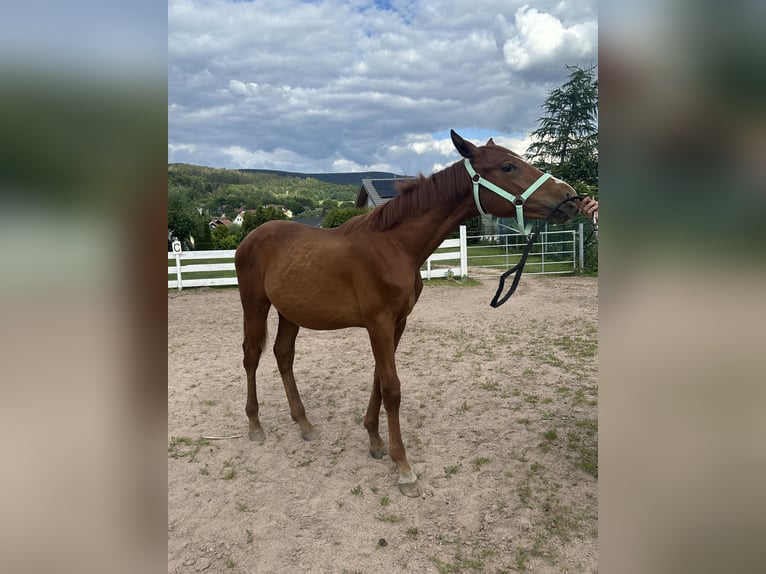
{"left": 578, "top": 223, "right": 584, "bottom": 273}
{"left": 172, "top": 240, "right": 183, "bottom": 291}
{"left": 459, "top": 225, "right": 468, "bottom": 277}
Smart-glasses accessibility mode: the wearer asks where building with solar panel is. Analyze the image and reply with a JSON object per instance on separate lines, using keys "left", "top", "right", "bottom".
{"left": 354, "top": 178, "right": 416, "bottom": 209}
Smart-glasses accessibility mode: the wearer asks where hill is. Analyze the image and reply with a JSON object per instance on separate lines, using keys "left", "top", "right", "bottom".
{"left": 168, "top": 163, "right": 395, "bottom": 219}
{"left": 238, "top": 168, "right": 406, "bottom": 185}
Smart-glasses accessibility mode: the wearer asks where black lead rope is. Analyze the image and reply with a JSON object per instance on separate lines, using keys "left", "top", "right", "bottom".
{"left": 489, "top": 195, "right": 591, "bottom": 308}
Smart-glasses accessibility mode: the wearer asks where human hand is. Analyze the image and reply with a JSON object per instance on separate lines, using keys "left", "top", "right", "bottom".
{"left": 576, "top": 196, "right": 598, "bottom": 221}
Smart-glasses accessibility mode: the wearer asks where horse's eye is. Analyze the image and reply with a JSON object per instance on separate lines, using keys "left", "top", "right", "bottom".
{"left": 501, "top": 163, "right": 516, "bottom": 173}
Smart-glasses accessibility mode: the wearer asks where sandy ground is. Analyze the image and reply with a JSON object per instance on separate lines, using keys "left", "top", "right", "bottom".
{"left": 168, "top": 276, "right": 598, "bottom": 573}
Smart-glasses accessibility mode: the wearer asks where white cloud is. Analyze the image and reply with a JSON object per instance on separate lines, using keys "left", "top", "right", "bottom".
{"left": 407, "top": 138, "right": 456, "bottom": 157}
{"left": 221, "top": 145, "right": 308, "bottom": 170}
{"left": 501, "top": 6, "right": 597, "bottom": 75}
{"left": 331, "top": 158, "right": 394, "bottom": 173}
{"left": 492, "top": 134, "right": 536, "bottom": 157}
{"left": 168, "top": 143, "right": 199, "bottom": 155}
{"left": 226, "top": 80, "right": 257, "bottom": 96}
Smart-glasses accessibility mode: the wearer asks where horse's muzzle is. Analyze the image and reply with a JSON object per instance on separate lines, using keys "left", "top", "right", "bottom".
{"left": 552, "top": 201, "right": 580, "bottom": 223}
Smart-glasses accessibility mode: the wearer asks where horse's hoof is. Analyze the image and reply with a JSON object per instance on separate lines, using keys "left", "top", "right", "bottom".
{"left": 248, "top": 429, "right": 266, "bottom": 443}
{"left": 398, "top": 479, "right": 421, "bottom": 498}
{"left": 301, "top": 428, "right": 320, "bottom": 441}
{"left": 369, "top": 447, "right": 387, "bottom": 460}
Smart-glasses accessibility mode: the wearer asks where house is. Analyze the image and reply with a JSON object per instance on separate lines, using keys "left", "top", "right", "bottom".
{"left": 233, "top": 210, "right": 256, "bottom": 226}
{"left": 232, "top": 206, "right": 294, "bottom": 226}
{"left": 355, "top": 177, "right": 416, "bottom": 209}
{"left": 208, "top": 217, "right": 232, "bottom": 230}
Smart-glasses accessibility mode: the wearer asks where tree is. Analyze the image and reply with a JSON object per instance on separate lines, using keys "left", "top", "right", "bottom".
{"left": 168, "top": 187, "right": 201, "bottom": 248}
{"left": 322, "top": 207, "right": 369, "bottom": 228}
{"left": 526, "top": 64, "right": 598, "bottom": 187}
{"left": 241, "top": 206, "right": 289, "bottom": 237}
{"left": 526, "top": 65, "right": 598, "bottom": 274}
{"left": 211, "top": 224, "right": 240, "bottom": 250}
{"left": 192, "top": 217, "right": 214, "bottom": 250}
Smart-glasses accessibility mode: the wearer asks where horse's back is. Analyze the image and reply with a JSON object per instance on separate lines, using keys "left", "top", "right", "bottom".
{"left": 236, "top": 220, "right": 322, "bottom": 271}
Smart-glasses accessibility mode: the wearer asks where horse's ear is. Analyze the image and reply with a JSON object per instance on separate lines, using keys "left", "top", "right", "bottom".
{"left": 451, "top": 129, "right": 478, "bottom": 160}
{"left": 486, "top": 138, "right": 495, "bottom": 145}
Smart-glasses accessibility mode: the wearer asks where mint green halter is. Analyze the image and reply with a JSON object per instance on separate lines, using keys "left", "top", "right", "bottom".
{"left": 464, "top": 158, "right": 552, "bottom": 236}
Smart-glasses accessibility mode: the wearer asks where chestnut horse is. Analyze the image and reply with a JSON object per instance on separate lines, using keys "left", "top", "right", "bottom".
{"left": 234, "top": 130, "right": 579, "bottom": 497}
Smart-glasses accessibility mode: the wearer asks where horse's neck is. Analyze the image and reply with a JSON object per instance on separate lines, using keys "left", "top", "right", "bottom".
{"left": 386, "top": 166, "right": 477, "bottom": 266}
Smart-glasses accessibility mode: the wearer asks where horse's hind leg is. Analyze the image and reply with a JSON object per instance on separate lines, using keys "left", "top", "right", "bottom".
{"left": 274, "top": 312, "right": 319, "bottom": 441}
{"left": 242, "top": 298, "right": 271, "bottom": 443}
{"left": 364, "top": 371, "right": 385, "bottom": 459}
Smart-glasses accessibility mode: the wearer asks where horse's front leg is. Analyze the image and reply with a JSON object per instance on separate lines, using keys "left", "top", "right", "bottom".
{"left": 364, "top": 317, "right": 407, "bottom": 459}
{"left": 366, "top": 318, "right": 420, "bottom": 497}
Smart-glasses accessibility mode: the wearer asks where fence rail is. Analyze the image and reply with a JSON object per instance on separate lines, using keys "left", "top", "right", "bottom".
{"left": 168, "top": 226, "right": 468, "bottom": 290}
{"left": 168, "top": 224, "right": 585, "bottom": 290}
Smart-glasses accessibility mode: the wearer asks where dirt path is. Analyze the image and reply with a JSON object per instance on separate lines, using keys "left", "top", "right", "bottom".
{"left": 169, "top": 276, "right": 598, "bottom": 573}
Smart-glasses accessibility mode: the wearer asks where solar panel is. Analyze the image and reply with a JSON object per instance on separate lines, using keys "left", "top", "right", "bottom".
{"left": 372, "top": 179, "right": 405, "bottom": 199}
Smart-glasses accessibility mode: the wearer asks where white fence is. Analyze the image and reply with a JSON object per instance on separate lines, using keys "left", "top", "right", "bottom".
{"left": 168, "top": 225, "right": 468, "bottom": 290}
{"left": 465, "top": 227, "right": 581, "bottom": 277}
{"left": 168, "top": 224, "right": 588, "bottom": 290}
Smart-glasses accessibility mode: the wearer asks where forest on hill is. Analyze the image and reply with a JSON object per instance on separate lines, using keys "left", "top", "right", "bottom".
{"left": 167, "top": 163, "right": 377, "bottom": 217}
{"left": 168, "top": 163, "right": 390, "bottom": 250}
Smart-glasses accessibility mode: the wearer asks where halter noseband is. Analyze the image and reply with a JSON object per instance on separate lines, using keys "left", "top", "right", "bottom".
{"left": 464, "top": 158, "right": 552, "bottom": 236}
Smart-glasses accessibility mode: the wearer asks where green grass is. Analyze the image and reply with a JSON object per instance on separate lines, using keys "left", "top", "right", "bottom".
{"left": 221, "top": 468, "right": 236, "bottom": 480}
{"left": 168, "top": 256, "right": 237, "bottom": 282}
{"left": 430, "top": 554, "right": 485, "bottom": 573}
{"left": 421, "top": 276, "right": 481, "bottom": 287}
{"left": 465, "top": 245, "right": 574, "bottom": 273}
{"left": 168, "top": 436, "right": 210, "bottom": 460}
{"left": 168, "top": 257, "right": 231, "bottom": 267}
{"left": 428, "top": 534, "right": 493, "bottom": 573}
{"left": 543, "top": 429, "right": 558, "bottom": 441}
{"left": 444, "top": 463, "right": 461, "bottom": 477}
{"left": 566, "top": 418, "right": 598, "bottom": 477}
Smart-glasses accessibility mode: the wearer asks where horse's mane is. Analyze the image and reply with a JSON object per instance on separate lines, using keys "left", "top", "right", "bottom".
{"left": 339, "top": 162, "right": 466, "bottom": 233}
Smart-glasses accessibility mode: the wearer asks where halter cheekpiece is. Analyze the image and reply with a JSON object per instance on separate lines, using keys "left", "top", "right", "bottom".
{"left": 463, "top": 158, "right": 552, "bottom": 236}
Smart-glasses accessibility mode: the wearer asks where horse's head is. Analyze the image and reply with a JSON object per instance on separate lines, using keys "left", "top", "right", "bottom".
{"left": 451, "top": 129, "right": 579, "bottom": 225}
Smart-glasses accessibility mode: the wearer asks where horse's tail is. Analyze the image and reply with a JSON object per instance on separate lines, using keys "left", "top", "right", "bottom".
{"left": 241, "top": 316, "right": 268, "bottom": 346}
{"left": 241, "top": 304, "right": 269, "bottom": 359}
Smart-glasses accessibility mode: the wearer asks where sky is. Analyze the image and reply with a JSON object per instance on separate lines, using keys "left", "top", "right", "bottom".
{"left": 168, "top": 0, "right": 597, "bottom": 176}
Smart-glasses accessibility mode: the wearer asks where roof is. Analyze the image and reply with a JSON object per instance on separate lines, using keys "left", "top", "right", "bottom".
{"left": 355, "top": 177, "right": 416, "bottom": 208}
{"left": 292, "top": 215, "right": 323, "bottom": 227}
